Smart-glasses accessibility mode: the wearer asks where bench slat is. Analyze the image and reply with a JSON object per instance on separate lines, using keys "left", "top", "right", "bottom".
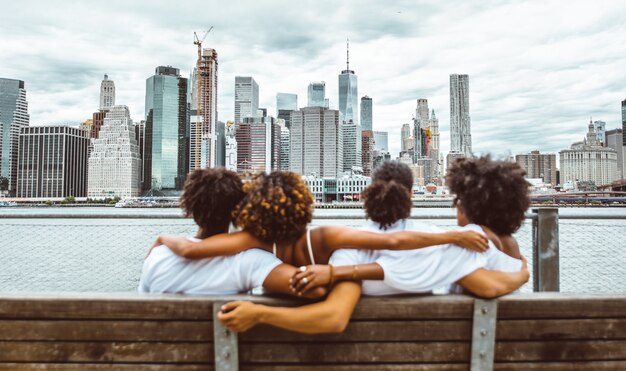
{"left": 498, "top": 295, "right": 626, "bottom": 319}
{"left": 498, "top": 319, "right": 626, "bottom": 340}
{"left": 0, "top": 342, "right": 213, "bottom": 363}
{"left": 0, "top": 365, "right": 213, "bottom": 371}
{"left": 0, "top": 320, "right": 213, "bottom": 342}
{"left": 495, "top": 340, "right": 626, "bottom": 361}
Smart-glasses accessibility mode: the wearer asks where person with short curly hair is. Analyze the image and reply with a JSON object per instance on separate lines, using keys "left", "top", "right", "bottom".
{"left": 446, "top": 156, "right": 530, "bottom": 259}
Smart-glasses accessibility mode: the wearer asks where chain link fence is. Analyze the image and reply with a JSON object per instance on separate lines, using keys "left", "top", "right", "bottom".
{"left": 1, "top": 211, "right": 625, "bottom": 293}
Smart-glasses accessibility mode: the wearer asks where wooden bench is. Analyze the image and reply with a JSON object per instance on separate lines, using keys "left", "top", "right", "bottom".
{"left": 0, "top": 293, "right": 625, "bottom": 370}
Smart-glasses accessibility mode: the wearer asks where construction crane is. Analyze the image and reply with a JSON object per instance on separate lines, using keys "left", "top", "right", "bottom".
{"left": 193, "top": 27, "right": 213, "bottom": 169}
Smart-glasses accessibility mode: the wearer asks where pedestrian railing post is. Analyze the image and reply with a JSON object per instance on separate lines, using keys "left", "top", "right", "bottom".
{"left": 213, "top": 302, "right": 239, "bottom": 371}
{"left": 532, "top": 208, "right": 560, "bottom": 292}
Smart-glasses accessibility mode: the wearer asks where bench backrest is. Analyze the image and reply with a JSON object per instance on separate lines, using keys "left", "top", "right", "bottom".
{"left": 0, "top": 293, "right": 624, "bottom": 370}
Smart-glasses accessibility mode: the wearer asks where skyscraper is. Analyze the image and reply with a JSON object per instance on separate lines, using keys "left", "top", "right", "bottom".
{"left": 290, "top": 107, "right": 343, "bottom": 177}
{"left": 307, "top": 82, "right": 326, "bottom": 107}
{"left": 416, "top": 99, "right": 429, "bottom": 126}
{"left": 338, "top": 40, "right": 359, "bottom": 125}
{"left": 449, "top": 74, "right": 472, "bottom": 157}
{"left": 88, "top": 105, "right": 141, "bottom": 198}
{"left": 234, "top": 76, "right": 259, "bottom": 123}
{"left": 144, "top": 66, "right": 189, "bottom": 193}
{"left": 622, "top": 99, "right": 626, "bottom": 146}
{"left": 0, "top": 78, "right": 29, "bottom": 196}
{"left": 343, "top": 121, "right": 362, "bottom": 172}
{"left": 235, "top": 116, "right": 280, "bottom": 173}
{"left": 215, "top": 121, "right": 226, "bottom": 168}
{"left": 593, "top": 120, "right": 606, "bottom": 145}
{"left": 361, "top": 130, "right": 374, "bottom": 176}
{"left": 99, "top": 74, "right": 115, "bottom": 110}
{"left": 430, "top": 110, "right": 441, "bottom": 178}
{"left": 401, "top": 123, "right": 413, "bottom": 153}
{"left": 515, "top": 150, "right": 558, "bottom": 186}
{"left": 189, "top": 48, "right": 218, "bottom": 171}
{"left": 224, "top": 122, "right": 237, "bottom": 172}
{"left": 360, "top": 96, "right": 372, "bottom": 131}
{"left": 605, "top": 129, "right": 624, "bottom": 179}
{"left": 276, "top": 93, "right": 298, "bottom": 129}
{"left": 17, "top": 126, "right": 89, "bottom": 198}
{"left": 278, "top": 119, "right": 290, "bottom": 171}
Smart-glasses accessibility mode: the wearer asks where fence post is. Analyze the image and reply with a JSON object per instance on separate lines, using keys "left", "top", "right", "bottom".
{"left": 213, "top": 302, "right": 239, "bottom": 371}
{"left": 532, "top": 208, "right": 559, "bottom": 292}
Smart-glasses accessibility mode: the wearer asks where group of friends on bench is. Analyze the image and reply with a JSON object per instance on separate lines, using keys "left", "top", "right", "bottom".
{"left": 139, "top": 156, "right": 530, "bottom": 334}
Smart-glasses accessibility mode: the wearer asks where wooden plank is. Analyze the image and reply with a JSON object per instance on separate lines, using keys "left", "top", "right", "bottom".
{"left": 498, "top": 294, "right": 626, "bottom": 319}
{"left": 497, "top": 319, "right": 626, "bottom": 340}
{"left": 0, "top": 295, "right": 216, "bottom": 320}
{"left": 239, "top": 342, "right": 470, "bottom": 363}
{"left": 0, "top": 365, "right": 213, "bottom": 371}
{"left": 0, "top": 320, "right": 213, "bottom": 341}
{"left": 241, "top": 320, "right": 472, "bottom": 342}
{"left": 0, "top": 342, "right": 213, "bottom": 363}
{"left": 494, "top": 361, "right": 626, "bottom": 370}
{"left": 351, "top": 295, "right": 474, "bottom": 319}
{"left": 242, "top": 366, "right": 467, "bottom": 371}
{"left": 495, "top": 340, "right": 626, "bottom": 361}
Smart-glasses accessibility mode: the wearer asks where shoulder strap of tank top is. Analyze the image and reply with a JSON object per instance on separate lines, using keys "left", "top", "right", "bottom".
{"left": 306, "top": 227, "right": 316, "bottom": 265}
{"left": 273, "top": 243, "right": 277, "bottom": 256}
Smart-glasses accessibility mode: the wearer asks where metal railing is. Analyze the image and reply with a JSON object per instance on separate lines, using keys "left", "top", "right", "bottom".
{"left": 0, "top": 207, "right": 625, "bottom": 293}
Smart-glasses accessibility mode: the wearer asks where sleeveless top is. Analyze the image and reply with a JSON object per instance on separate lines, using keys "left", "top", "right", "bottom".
{"left": 272, "top": 227, "right": 317, "bottom": 265}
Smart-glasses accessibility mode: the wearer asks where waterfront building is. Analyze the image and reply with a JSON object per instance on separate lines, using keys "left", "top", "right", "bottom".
{"left": 99, "top": 74, "right": 115, "bottom": 110}
{"left": 216, "top": 121, "right": 225, "bottom": 168}
{"left": 278, "top": 119, "right": 290, "bottom": 171}
{"left": 307, "top": 82, "right": 326, "bottom": 107}
{"left": 277, "top": 93, "right": 297, "bottom": 129}
{"left": 290, "top": 107, "right": 343, "bottom": 177}
{"left": 225, "top": 122, "right": 237, "bottom": 171}
{"left": 373, "top": 131, "right": 389, "bottom": 153}
{"left": 622, "top": 100, "right": 626, "bottom": 146}
{"left": 516, "top": 150, "right": 558, "bottom": 186}
{"left": 16, "top": 126, "right": 89, "bottom": 198}
{"left": 234, "top": 76, "right": 258, "bottom": 124}
{"left": 235, "top": 116, "right": 280, "bottom": 173}
{"left": 134, "top": 120, "right": 145, "bottom": 187}
{"left": 361, "top": 130, "right": 374, "bottom": 176}
{"left": 401, "top": 123, "right": 413, "bottom": 153}
{"left": 449, "top": 74, "right": 472, "bottom": 157}
{"left": 189, "top": 48, "right": 218, "bottom": 171}
{"left": 430, "top": 110, "right": 441, "bottom": 178}
{"left": 360, "top": 96, "right": 372, "bottom": 131}
{"left": 338, "top": 41, "right": 358, "bottom": 125}
{"left": 0, "top": 78, "right": 29, "bottom": 196}
{"left": 593, "top": 120, "right": 606, "bottom": 145}
{"left": 88, "top": 105, "right": 141, "bottom": 198}
{"left": 302, "top": 174, "right": 371, "bottom": 203}
{"left": 559, "top": 122, "right": 617, "bottom": 186}
{"left": 343, "top": 121, "right": 362, "bottom": 172}
{"left": 605, "top": 129, "right": 624, "bottom": 179}
{"left": 144, "top": 66, "right": 188, "bottom": 193}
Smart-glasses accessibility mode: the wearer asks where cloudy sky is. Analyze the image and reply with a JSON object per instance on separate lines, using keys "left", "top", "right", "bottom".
{"left": 1, "top": 0, "right": 625, "bottom": 157}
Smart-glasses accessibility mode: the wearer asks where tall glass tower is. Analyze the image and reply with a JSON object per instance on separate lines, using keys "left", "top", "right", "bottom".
{"left": 277, "top": 92, "right": 298, "bottom": 129}
{"left": 0, "top": 78, "right": 29, "bottom": 196}
{"left": 449, "top": 74, "right": 472, "bottom": 157}
{"left": 338, "top": 40, "right": 358, "bottom": 125}
{"left": 307, "top": 82, "right": 326, "bottom": 107}
{"left": 144, "top": 66, "right": 188, "bottom": 193}
{"left": 360, "top": 96, "right": 372, "bottom": 131}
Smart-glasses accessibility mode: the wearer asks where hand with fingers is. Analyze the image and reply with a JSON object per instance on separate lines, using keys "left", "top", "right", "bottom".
{"left": 290, "top": 265, "right": 333, "bottom": 296}
{"left": 520, "top": 255, "right": 530, "bottom": 283}
{"left": 454, "top": 230, "right": 489, "bottom": 252}
{"left": 217, "top": 301, "right": 262, "bottom": 333}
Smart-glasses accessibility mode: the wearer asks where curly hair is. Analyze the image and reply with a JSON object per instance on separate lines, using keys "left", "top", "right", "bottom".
{"left": 446, "top": 156, "right": 530, "bottom": 235}
{"left": 362, "top": 161, "right": 413, "bottom": 229}
{"left": 233, "top": 171, "right": 313, "bottom": 244}
{"left": 372, "top": 161, "right": 413, "bottom": 191}
{"left": 180, "top": 168, "right": 245, "bottom": 238}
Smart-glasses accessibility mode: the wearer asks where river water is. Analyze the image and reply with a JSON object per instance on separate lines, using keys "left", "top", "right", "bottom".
{"left": 1, "top": 207, "right": 625, "bottom": 294}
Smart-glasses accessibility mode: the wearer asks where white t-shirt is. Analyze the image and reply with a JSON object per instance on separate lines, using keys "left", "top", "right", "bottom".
{"left": 138, "top": 238, "right": 282, "bottom": 295}
{"left": 329, "top": 219, "right": 492, "bottom": 295}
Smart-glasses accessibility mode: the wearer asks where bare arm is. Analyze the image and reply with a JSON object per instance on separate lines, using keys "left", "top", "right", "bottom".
{"left": 217, "top": 281, "right": 362, "bottom": 333}
{"left": 456, "top": 257, "right": 529, "bottom": 298}
{"left": 291, "top": 263, "right": 384, "bottom": 294}
{"left": 152, "top": 231, "right": 269, "bottom": 259}
{"left": 321, "top": 226, "right": 488, "bottom": 253}
{"left": 262, "top": 264, "right": 328, "bottom": 299}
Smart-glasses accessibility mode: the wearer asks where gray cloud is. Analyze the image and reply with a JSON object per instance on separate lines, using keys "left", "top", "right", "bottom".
{"left": 1, "top": 0, "right": 625, "bottom": 159}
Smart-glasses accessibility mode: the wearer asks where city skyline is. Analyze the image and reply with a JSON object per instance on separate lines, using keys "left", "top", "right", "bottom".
{"left": 1, "top": 1, "right": 626, "bottom": 158}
